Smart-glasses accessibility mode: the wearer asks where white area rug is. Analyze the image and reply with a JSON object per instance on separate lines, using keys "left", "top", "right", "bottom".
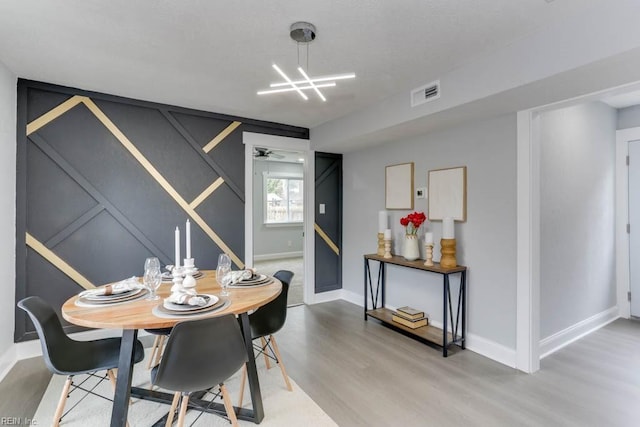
{"left": 34, "top": 350, "right": 336, "bottom": 426}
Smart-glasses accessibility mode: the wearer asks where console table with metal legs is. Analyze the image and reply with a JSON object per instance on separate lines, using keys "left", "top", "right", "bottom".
{"left": 364, "top": 254, "right": 467, "bottom": 357}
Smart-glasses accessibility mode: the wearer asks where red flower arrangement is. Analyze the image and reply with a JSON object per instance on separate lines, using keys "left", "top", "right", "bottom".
{"left": 400, "top": 211, "right": 426, "bottom": 235}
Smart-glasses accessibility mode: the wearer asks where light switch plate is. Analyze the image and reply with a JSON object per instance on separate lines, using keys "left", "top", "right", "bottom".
{"left": 319, "top": 203, "right": 326, "bottom": 214}
{"left": 416, "top": 187, "right": 427, "bottom": 199}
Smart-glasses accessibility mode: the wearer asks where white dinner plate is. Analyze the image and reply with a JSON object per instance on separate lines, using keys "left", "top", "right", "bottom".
{"left": 163, "top": 294, "right": 218, "bottom": 312}
{"left": 81, "top": 287, "right": 143, "bottom": 301}
{"left": 78, "top": 288, "right": 147, "bottom": 305}
{"left": 235, "top": 274, "right": 270, "bottom": 285}
{"left": 155, "top": 296, "right": 229, "bottom": 317}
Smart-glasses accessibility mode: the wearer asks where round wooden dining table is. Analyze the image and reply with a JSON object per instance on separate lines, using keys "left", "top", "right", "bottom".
{"left": 62, "top": 271, "right": 282, "bottom": 427}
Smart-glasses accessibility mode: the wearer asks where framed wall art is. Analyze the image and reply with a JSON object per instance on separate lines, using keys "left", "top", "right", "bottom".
{"left": 428, "top": 166, "right": 467, "bottom": 221}
{"left": 385, "top": 162, "right": 414, "bottom": 210}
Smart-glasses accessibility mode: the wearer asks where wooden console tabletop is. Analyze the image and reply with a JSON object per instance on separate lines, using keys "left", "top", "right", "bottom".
{"left": 364, "top": 254, "right": 467, "bottom": 357}
{"left": 364, "top": 254, "right": 467, "bottom": 273}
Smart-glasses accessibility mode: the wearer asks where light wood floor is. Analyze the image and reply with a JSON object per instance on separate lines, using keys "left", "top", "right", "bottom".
{"left": 277, "top": 301, "right": 640, "bottom": 427}
{"left": 2, "top": 300, "right": 639, "bottom": 426}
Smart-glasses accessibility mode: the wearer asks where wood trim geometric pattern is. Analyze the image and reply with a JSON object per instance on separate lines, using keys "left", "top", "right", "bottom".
{"left": 314, "top": 223, "right": 340, "bottom": 256}
{"left": 190, "top": 177, "right": 225, "bottom": 209}
{"left": 203, "top": 121, "right": 241, "bottom": 153}
{"left": 15, "top": 79, "right": 308, "bottom": 342}
{"left": 27, "top": 132, "right": 173, "bottom": 266}
{"left": 25, "top": 233, "right": 96, "bottom": 290}
{"left": 26, "top": 96, "right": 244, "bottom": 268}
{"left": 26, "top": 95, "right": 84, "bottom": 135}
{"left": 159, "top": 111, "right": 244, "bottom": 201}
{"left": 82, "top": 98, "right": 244, "bottom": 269}
{"left": 314, "top": 152, "right": 343, "bottom": 293}
{"left": 315, "top": 160, "right": 339, "bottom": 190}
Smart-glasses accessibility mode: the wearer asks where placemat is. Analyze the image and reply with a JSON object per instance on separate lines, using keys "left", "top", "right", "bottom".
{"left": 151, "top": 297, "right": 231, "bottom": 319}
{"left": 75, "top": 290, "right": 149, "bottom": 307}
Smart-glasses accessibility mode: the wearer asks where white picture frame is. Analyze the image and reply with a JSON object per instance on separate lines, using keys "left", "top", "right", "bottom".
{"left": 428, "top": 166, "right": 467, "bottom": 221}
{"left": 385, "top": 162, "right": 414, "bottom": 210}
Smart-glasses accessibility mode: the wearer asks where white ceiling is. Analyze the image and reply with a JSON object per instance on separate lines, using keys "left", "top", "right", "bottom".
{"left": 601, "top": 90, "right": 640, "bottom": 109}
{"left": 0, "top": 0, "right": 609, "bottom": 131}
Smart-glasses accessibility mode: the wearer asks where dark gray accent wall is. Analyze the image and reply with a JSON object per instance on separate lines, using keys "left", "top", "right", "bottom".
{"left": 15, "top": 80, "right": 308, "bottom": 342}
{"left": 314, "top": 152, "right": 342, "bottom": 293}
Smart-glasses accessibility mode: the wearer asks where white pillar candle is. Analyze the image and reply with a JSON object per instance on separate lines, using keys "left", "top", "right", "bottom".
{"left": 186, "top": 219, "right": 191, "bottom": 259}
{"left": 378, "top": 211, "right": 387, "bottom": 233}
{"left": 174, "top": 226, "right": 181, "bottom": 267}
{"left": 384, "top": 228, "right": 391, "bottom": 240}
{"left": 425, "top": 232, "right": 434, "bottom": 245}
{"left": 442, "top": 217, "right": 455, "bottom": 239}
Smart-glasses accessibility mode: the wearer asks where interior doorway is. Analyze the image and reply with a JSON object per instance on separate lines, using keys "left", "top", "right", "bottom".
{"left": 626, "top": 136, "right": 640, "bottom": 317}
{"left": 252, "top": 148, "right": 305, "bottom": 306}
{"left": 615, "top": 126, "right": 640, "bottom": 320}
{"left": 243, "top": 132, "right": 312, "bottom": 307}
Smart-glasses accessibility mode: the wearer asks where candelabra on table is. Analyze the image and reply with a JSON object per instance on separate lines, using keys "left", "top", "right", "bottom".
{"left": 424, "top": 243, "right": 434, "bottom": 267}
{"left": 384, "top": 238, "right": 392, "bottom": 259}
{"left": 377, "top": 233, "right": 385, "bottom": 256}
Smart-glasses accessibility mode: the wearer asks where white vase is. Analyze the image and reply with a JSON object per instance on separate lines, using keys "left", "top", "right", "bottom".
{"left": 402, "top": 234, "right": 420, "bottom": 261}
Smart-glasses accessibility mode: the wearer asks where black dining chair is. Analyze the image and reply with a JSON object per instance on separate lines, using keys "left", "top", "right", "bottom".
{"left": 145, "top": 327, "right": 172, "bottom": 369}
{"left": 150, "top": 314, "right": 248, "bottom": 427}
{"left": 17, "top": 296, "right": 145, "bottom": 427}
{"left": 237, "top": 270, "right": 293, "bottom": 407}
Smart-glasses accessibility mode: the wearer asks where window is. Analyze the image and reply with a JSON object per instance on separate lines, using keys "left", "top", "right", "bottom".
{"left": 264, "top": 173, "right": 303, "bottom": 224}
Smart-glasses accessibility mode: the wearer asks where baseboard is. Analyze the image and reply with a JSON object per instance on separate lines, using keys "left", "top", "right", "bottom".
{"left": 539, "top": 306, "right": 619, "bottom": 359}
{"left": 464, "top": 333, "right": 517, "bottom": 368}
{"left": 0, "top": 344, "right": 17, "bottom": 383}
{"left": 341, "top": 289, "right": 363, "bottom": 307}
{"left": 253, "top": 251, "right": 303, "bottom": 261}
{"left": 337, "top": 294, "right": 517, "bottom": 368}
{"left": 309, "top": 289, "right": 344, "bottom": 304}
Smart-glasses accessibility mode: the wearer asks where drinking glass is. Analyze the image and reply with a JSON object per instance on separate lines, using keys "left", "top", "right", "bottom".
{"left": 144, "top": 257, "right": 162, "bottom": 300}
{"left": 217, "top": 253, "right": 232, "bottom": 296}
{"left": 144, "top": 257, "right": 161, "bottom": 273}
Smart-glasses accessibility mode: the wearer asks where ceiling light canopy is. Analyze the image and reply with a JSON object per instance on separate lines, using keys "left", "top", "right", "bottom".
{"left": 257, "top": 22, "right": 355, "bottom": 102}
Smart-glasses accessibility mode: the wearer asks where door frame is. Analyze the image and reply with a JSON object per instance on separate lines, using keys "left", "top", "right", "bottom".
{"left": 615, "top": 126, "right": 640, "bottom": 319}
{"left": 516, "top": 110, "right": 541, "bottom": 373}
{"left": 518, "top": 105, "right": 639, "bottom": 373}
{"left": 243, "top": 132, "right": 315, "bottom": 304}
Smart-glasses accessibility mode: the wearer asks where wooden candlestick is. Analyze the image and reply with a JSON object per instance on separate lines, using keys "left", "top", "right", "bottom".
{"left": 377, "top": 233, "right": 385, "bottom": 256}
{"left": 440, "top": 238, "right": 457, "bottom": 268}
{"left": 424, "top": 243, "right": 434, "bottom": 267}
{"left": 383, "top": 239, "right": 392, "bottom": 259}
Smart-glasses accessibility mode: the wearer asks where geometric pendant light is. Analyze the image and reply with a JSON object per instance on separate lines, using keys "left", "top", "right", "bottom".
{"left": 257, "top": 22, "right": 356, "bottom": 102}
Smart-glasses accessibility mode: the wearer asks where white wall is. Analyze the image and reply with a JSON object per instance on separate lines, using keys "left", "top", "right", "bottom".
{"left": 539, "top": 102, "right": 617, "bottom": 340}
{"left": 252, "top": 160, "right": 303, "bottom": 259}
{"left": 0, "top": 60, "right": 16, "bottom": 376}
{"left": 343, "top": 114, "right": 518, "bottom": 351}
{"left": 617, "top": 104, "right": 640, "bottom": 130}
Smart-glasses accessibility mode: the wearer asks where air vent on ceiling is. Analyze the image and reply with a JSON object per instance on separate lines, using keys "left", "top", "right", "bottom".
{"left": 411, "top": 80, "right": 440, "bottom": 107}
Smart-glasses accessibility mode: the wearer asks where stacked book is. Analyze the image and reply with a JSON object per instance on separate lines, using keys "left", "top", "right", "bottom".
{"left": 392, "top": 306, "right": 429, "bottom": 329}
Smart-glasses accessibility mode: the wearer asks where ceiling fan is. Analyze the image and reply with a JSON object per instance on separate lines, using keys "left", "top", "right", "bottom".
{"left": 253, "top": 147, "right": 285, "bottom": 160}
